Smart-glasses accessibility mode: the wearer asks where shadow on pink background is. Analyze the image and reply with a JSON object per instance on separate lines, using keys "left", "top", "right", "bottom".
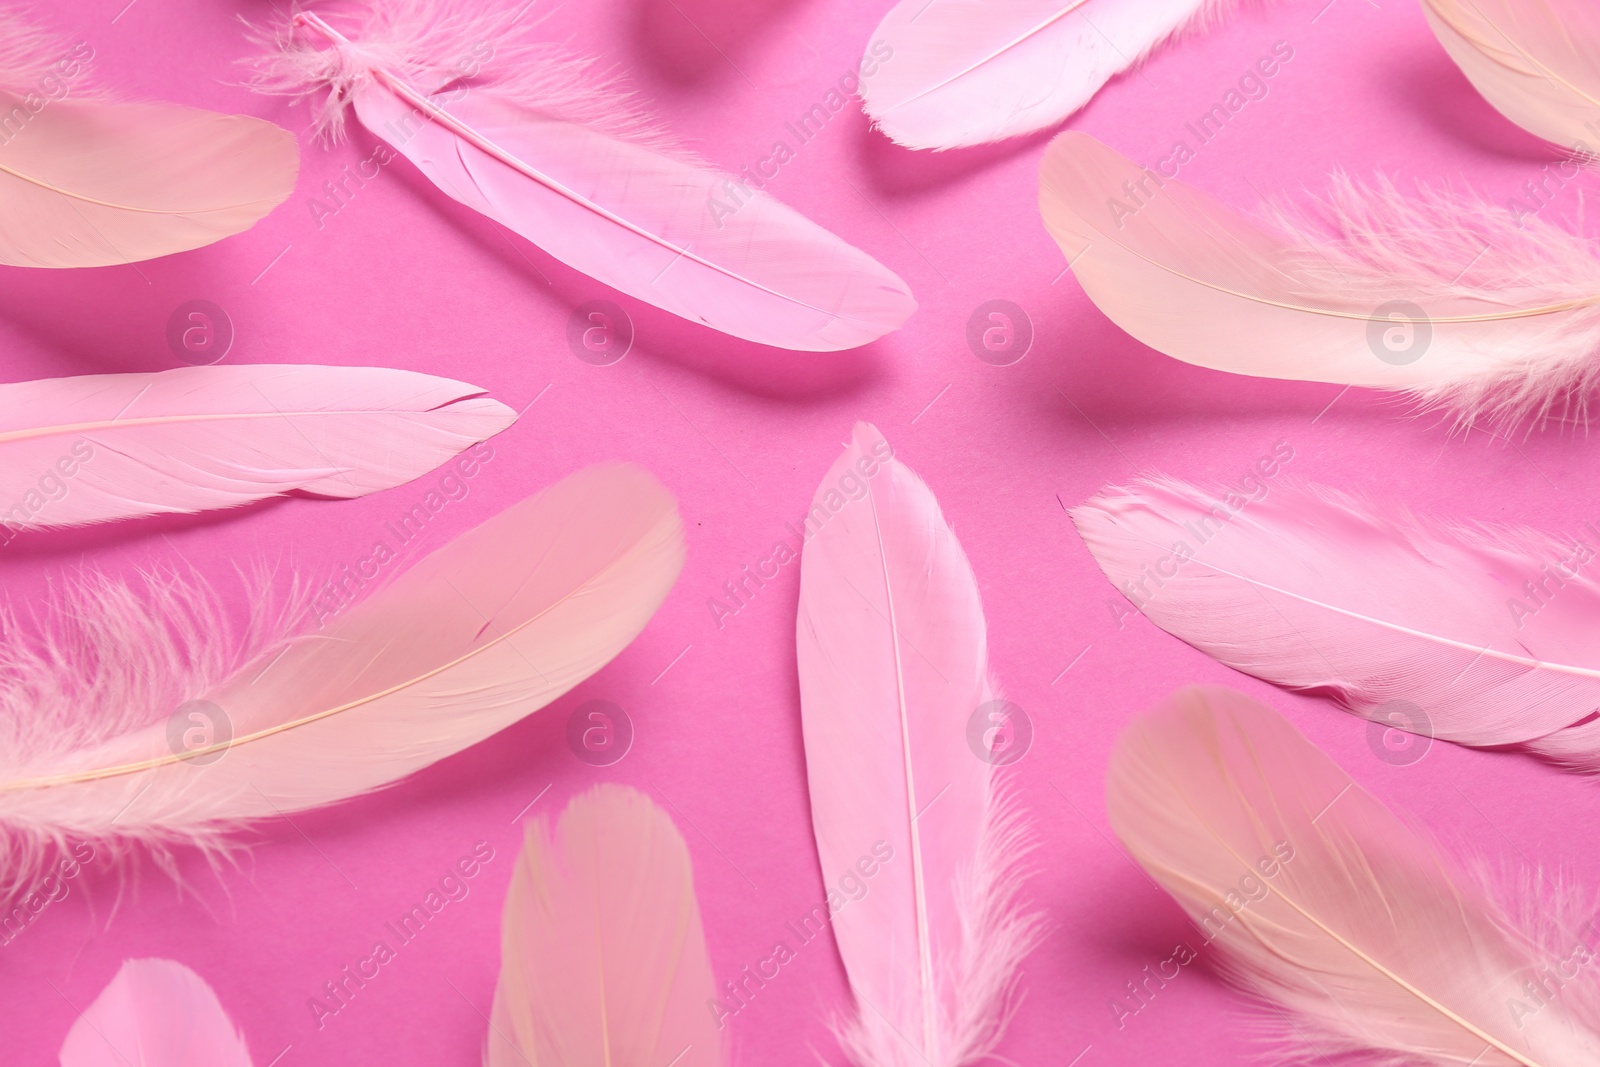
{"left": 5, "top": 0, "right": 1600, "bottom": 1064}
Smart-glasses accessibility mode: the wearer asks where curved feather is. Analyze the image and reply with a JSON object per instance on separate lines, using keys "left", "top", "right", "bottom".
{"left": 1422, "top": 0, "right": 1600, "bottom": 151}
{"left": 1040, "top": 131, "right": 1600, "bottom": 425}
{"left": 1108, "top": 686, "right": 1600, "bottom": 1067}
{"left": 1072, "top": 475, "right": 1600, "bottom": 764}
{"left": 862, "top": 0, "right": 1243, "bottom": 150}
{"left": 0, "top": 101, "right": 297, "bottom": 268}
{"left": 0, "top": 9, "right": 295, "bottom": 268}
{"left": 60, "top": 959, "right": 252, "bottom": 1067}
{"left": 0, "top": 365, "right": 515, "bottom": 531}
{"left": 488, "top": 785, "right": 719, "bottom": 1067}
{"left": 0, "top": 463, "right": 684, "bottom": 898}
{"left": 252, "top": 4, "right": 915, "bottom": 352}
{"left": 797, "top": 423, "right": 1042, "bottom": 1067}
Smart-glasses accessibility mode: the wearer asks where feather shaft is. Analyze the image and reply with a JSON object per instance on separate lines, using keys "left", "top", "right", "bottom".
{"left": 0, "top": 463, "right": 684, "bottom": 898}
{"left": 1073, "top": 475, "right": 1600, "bottom": 764}
{"left": 0, "top": 365, "right": 516, "bottom": 531}
{"left": 797, "top": 423, "right": 1042, "bottom": 1067}
{"left": 253, "top": 3, "right": 916, "bottom": 351}
{"left": 1040, "top": 130, "right": 1600, "bottom": 424}
{"left": 488, "top": 785, "right": 720, "bottom": 1067}
{"left": 1422, "top": 0, "right": 1600, "bottom": 150}
{"left": 1108, "top": 686, "right": 1600, "bottom": 1067}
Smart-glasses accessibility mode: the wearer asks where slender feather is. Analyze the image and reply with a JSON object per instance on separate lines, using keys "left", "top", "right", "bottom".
{"left": 862, "top": 0, "right": 1249, "bottom": 150}
{"left": 1072, "top": 474, "right": 1600, "bottom": 767}
{"left": 0, "top": 364, "right": 515, "bottom": 531}
{"left": 1108, "top": 685, "right": 1600, "bottom": 1067}
{"left": 488, "top": 785, "right": 720, "bottom": 1067}
{"left": 0, "top": 10, "right": 296, "bottom": 268}
{"left": 0, "top": 463, "right": 684, "bottom": 900}
{"left": 248, "top": 1, "right": 915, "bottom": 352}
{"left": 59, "top": 958, "right": 253, "bottom": 1067}
{"left": 796, "top": 423, "right": 1043, "bottom": 1067}
{"left": 1040, "top": 130, "right": 1600, "bottom": 426}
{"left": 1422, "top": 0, "right": 1600, "bottom": 152}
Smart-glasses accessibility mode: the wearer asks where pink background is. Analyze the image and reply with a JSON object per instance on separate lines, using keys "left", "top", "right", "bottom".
{"left": 5, "top": 0, "right": 1600, "bottom": 1063}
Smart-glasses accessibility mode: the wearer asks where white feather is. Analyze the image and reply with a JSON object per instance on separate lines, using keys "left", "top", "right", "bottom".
{"left": 862, "top": 0, "right": 1253, "bottom": 150}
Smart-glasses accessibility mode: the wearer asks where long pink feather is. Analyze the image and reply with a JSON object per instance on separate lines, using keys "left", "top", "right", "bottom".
{"left": 1073, "top": 475, "right": 1600, "bottom": 768}
{"left": 489, "top": 785, "right": 720, "bottom": 1067}
{"left": 0, "top": 463, "right": 684, "bottom": 901}
{"left": 1109, "top": 686, "right": 1600, "bottom": 1067}
{"left": 1041, "top": 131, "right": 1600, "bottom": 426}
{"left": 797, "top": 423, "right": 1043, "bottom": 1067}
{"left": 60, "top": 959, "right": 252, "bottom": 1067}
{"left": 0, "top": 10, "right": 296, "bottom": 268}
{"left": 862, "top": 0, "right": 1249, "bottom": 150}
{"left": 250, "top": 1, "right": 915, "bottom": 352}
{"left": 1422, "top": 0, "right": 1600, "bottom": 151}
{"left": 0, "top": 364, "right": 514, "bottom": 531}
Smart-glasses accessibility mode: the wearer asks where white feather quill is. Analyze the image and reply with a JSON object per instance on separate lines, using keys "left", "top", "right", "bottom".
{"left": 861, "top": 0, "right": 1252, "bottom": 150}
{"left": 249, "top": 0, "right": 915, "bottom": 352}
{"left": 0, "top": 364, "right": 514, "bottom": 532}
{"left": 1041, "top": 131, "right": 1600, "bottom": 426}
{"left": 1110, "top": 685, "right": 1600, "bottom": 1067}
{"left": 796, "top": 423, "right": 1043, "bottom": 1067}
{"left": 0, "top": 462, "right": 683, "bottom": 900}
{"left": 1073, "top": 475, "right": 1600, "bottom": 769}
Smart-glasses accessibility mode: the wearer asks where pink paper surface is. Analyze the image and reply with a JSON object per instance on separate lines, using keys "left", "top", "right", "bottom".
{"left": 5, "top": 0, "right": 1598, "bottom": 1063}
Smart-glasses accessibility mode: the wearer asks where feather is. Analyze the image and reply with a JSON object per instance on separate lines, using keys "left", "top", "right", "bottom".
{"left": 248, "top": 1, "right": 916, "bottom": 352}
{"left": 0, "top": 364, "right": 515, "bottom": 532}
{"left": 487, "top": 785, "right": 720, "bottom": 1067}
{"left": 1040, "top": 130, "right": 1600, "bottom": 426}
{"left": 0, "top": 10, "right": 296, "bottom": 268}
{"left": 1072, "top": 474, "right": 1600, "bottom": 768}
{"left": 1107, "top": 685, "right": 1600, "bottom": 1067}
{"left": 1422, "top": 0, "right": 1600, "bottom": 152}
{"left": 861, "top": 0, "right": 1249, "bottom": 150}
{"left": 60, "top": 958, "right": 253, "bottom": 1067}
{"left": 0, "top": 462, "right": 684, "bottom": 900}
{"left": 796, "top": 422, "right": 1044, "bottom": 1067}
